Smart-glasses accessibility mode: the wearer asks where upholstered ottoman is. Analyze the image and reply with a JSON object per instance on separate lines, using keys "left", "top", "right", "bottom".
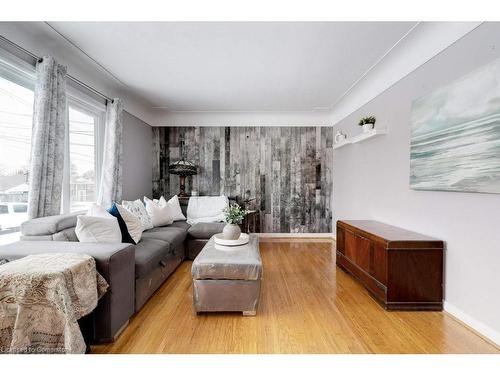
{"left": 191, "top": 234, "right": 262, "bottom": 315}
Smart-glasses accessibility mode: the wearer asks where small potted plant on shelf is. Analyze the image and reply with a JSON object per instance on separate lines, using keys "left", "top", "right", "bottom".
{"left": 358, "top": 116, "right": 376, "bottom": 133}
{"left": 222, "top": 202, "right": 249, "bottom": 240}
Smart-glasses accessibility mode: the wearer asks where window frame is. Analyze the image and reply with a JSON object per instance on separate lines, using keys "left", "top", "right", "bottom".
{"left": 62, "top": 88, "right": 106, "bottom": 214}
{"left": 0, "top": 49, "right": 36, "bottom": 91}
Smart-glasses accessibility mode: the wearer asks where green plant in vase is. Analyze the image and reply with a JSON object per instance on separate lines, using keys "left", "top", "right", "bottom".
{"left": 222, "top": 203, "right": 249, "bottom": 240}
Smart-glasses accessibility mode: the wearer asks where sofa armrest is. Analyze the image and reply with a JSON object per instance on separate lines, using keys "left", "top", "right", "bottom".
{"left": 0, "top": 241, "right": 135, "bottom": 342}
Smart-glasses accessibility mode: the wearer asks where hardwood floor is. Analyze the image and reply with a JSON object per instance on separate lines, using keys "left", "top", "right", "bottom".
{"left": 92, "top": 239, "right": 499, "bottom": 354}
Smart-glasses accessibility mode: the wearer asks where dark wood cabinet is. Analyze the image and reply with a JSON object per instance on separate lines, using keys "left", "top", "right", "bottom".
{"left": 336, "top": 220, "right": 444, "bottom": 311}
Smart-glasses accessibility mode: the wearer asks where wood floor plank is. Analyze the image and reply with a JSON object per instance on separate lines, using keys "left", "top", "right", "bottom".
{"left": 92, "top": 239, "right": 499, "bottom": 354}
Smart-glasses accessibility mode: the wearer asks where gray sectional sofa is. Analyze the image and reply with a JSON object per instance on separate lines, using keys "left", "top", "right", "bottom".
{"left": 0, "top": 211, "right": 225, "bottom": 343}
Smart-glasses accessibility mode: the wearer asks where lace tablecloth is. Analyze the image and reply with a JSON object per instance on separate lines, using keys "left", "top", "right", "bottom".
{"left": 0, "top": 253, "right": 108, "bottom": 354}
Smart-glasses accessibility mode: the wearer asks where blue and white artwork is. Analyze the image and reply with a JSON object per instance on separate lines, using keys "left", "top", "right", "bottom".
{"left": 410, "top": 58, "right": 500, "bottom": 194}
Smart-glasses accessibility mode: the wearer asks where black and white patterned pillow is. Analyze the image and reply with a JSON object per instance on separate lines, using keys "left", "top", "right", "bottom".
{"left": 122, "top": 199, "right": 154, "bottom": 231}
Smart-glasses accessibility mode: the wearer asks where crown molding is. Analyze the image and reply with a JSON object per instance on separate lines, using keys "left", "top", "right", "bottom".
{"left": 151, "top": 109, "right": 333, "bottom": 127}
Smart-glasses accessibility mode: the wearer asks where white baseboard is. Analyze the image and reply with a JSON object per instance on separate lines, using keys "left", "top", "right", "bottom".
{"left": 444, "top": 301, "right": 500, "bottom": 347}
{"left": 257, "top": 233, "right": 335, "bottom": 239}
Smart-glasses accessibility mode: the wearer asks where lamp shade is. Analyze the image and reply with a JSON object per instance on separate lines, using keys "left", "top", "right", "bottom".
{"left": 168, "top": 160, "right": 197, "bottom": 176}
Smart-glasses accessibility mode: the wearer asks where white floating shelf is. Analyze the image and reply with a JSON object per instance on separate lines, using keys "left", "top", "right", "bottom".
{"left": 332, "top": 139, "right": 351, "bottom": 150}
{"left": 350, "top": 127, "right": 387, "bottom": 144}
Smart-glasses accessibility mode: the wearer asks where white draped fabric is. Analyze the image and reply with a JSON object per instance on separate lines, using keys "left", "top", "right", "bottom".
{"left": 97, "top": 98, "right": 123, "bottom": 209}
{"left": 28, "top": 56, "right": 67, "bottom": 219}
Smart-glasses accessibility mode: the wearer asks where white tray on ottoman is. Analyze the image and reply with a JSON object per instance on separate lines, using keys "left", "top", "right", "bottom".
{"left": 213, "top": 233, "right": 249, "bottom": 247}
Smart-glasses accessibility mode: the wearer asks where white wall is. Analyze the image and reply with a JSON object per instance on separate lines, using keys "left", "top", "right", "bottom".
{"left": 332, "top": 22, "right": 500, "bottom": 345}
{"left": 122, "top": 112, "right": 153, "bottom": 200}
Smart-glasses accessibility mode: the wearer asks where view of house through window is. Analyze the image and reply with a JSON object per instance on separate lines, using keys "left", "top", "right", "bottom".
{"left": 68, "top": 105, "right": 98, "bottom": 212}
{"left": 0, "top": 74, "right": 34, "bottom": 245}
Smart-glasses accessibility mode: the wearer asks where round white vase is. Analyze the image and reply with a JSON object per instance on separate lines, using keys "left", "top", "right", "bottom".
{"left": 223, "top": 224, "right": 241, "bottom": 240}
{"left": 362, "top": 124, "right": 374, "bottom": 133}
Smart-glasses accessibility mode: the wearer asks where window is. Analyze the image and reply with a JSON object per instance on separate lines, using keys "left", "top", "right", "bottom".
{"left": 13, "top": 204, "right": 27, "bottom": 213}
{"left": 0, "top": 56, "right": 34, "bottom": 245}
{"left": 63, "top": 91, "right": 105, "bottom": 213}
{"left": 0, "top": 49, "right": 106, "bottom": 245}
{"left": 68, "top": 106, "right": 97, "bottom": 212}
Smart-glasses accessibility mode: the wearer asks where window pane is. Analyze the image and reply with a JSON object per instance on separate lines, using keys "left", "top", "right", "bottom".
{"left": 0, "top": 75, "right": 33, "bottom": 245}
{"left": 13, "top": 204, "right": 28, "bottom": 213}
{"left": 69, "top": 106, "right": 96, "bottom": 212}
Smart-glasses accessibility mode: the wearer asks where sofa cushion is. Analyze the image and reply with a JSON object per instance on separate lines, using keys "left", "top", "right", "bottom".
{"left": 187, "top": 222, "right": 225, "bottom": 240}
{"left": 76, "top": 214, "right": 122, "bottom": 244}
{"left": 21, "top": 227, "right": 79, "bottom": 242}
{"left": 0, "top": 240, "right": 133, "bottom": 270}
{"left": 134, "top": 238, "right": 171, "bottom": 278}
{"left": 121, "top": 199, "right": 153, "bottom": 231}
{"left": 108, "top": 203, "right": 136, "bottom": 244}
{"left": 141, "top": 225, "right": 187, "bottom": 248}
{"left": 144, "top": 196, "right": 174, "bottom": 227}
{"left": 53, "top": 227, "right": 79, "bottom": 242}
{"left": 168, "top": 220, "right": 190, "bottom": 231}
{"left": 164, "top": 195, "right": 186, "bottom": 222}
{"left": 21, "top": 212, "right": 83, "bottom": 236}
{"left": 116, "top": 203, "right": 143, "bottom": 244}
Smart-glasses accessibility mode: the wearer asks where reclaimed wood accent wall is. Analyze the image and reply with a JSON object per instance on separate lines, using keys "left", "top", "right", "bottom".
{"left": 152, "top": 127, "right": 333, "bottom": 233}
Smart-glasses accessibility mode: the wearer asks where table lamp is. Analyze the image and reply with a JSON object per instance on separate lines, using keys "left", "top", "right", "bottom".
{"left": 168, "top": 159, "right": 197, "bottom": 197}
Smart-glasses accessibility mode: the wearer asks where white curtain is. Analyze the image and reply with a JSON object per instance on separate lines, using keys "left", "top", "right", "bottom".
{"left": 28, "top": 56, "right": 67, "bottom": 219}
{"left": 97, "top": 98, "right": 123, "bottom": 209}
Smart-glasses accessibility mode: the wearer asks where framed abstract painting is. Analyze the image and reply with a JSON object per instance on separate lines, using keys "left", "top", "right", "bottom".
{"left": 410, "top": 57, "right": 500, "bottom": 194}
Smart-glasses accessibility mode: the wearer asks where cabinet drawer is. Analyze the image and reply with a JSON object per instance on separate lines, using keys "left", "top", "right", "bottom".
{"left": 370, "top": 242, "right": 387, "bottom": 285}
{"left": 345, "top": 230, "right": 371, "bottom": 273}
{"left": 336, "top": 226, "right": 345, "bottom": 254}
{"left": 345, "top": 230, "right": 356, "bottom": 260}
{"left": 355, "top": 235, "right": 371, "bottom": 273}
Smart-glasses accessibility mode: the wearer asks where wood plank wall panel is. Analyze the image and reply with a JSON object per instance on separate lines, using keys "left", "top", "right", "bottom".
{"left": 152, "top": 127, "right": 333, "bottom": 233}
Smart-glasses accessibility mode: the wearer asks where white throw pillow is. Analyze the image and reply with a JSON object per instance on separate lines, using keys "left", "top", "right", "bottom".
{"left": 116, "top": 204, "right": 143, "bottom": 243}
{"left": 87, "top": 203, "right": 112, "bottom": 218}
{"left": 186, "top": 196, "right": 228, "bottom": 225}
{"left": 76, "top": 204, "right": 121, "bottom": 243}
{"left": 144, "top": 196, "right": 174, "bottom": 227}
{"left": 75, "top": 215, "right": 121, "bottom": 243}
{"left": 122, "top": 199, "right": 154, "bottom": 230}
{"left": 159, "top": 195, "right": 186, "bottom": 221}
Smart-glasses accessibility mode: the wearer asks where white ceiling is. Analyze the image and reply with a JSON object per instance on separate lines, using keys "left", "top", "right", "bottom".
{"left": 49, "top": 22, "right": 416, "bottom": 112}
